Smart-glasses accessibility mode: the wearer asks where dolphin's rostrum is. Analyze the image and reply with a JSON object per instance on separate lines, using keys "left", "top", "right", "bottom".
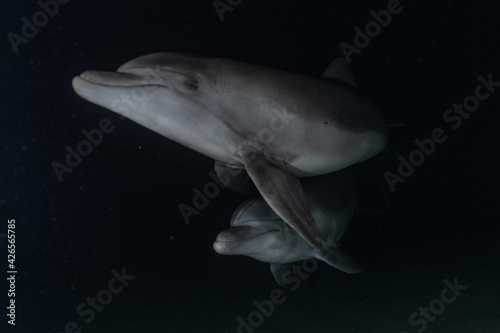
{"left": 72, "top": 53, "right": 387, "bottom": 248}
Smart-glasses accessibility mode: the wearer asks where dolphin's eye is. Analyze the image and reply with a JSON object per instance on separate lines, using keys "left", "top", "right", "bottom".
{"left": 183, "top": 80, "right": 198, "bottom": 91}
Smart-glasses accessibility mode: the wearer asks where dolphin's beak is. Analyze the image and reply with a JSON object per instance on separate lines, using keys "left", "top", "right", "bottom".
{"left": 213, "top": 226, "right": 279, "bottom": 255}
{"left": 71, "top": 71, "right": 144, "bottom": 108}
{"left": 73, "top": 71, "right": 144, "bottom": 87}
{"left": 71, "top": 70, "right": 160, "bottom": 116}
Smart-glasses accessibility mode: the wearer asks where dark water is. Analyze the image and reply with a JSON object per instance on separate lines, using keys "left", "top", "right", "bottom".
{"left": 1, "top": 1, "right": 499, "bottom": 332}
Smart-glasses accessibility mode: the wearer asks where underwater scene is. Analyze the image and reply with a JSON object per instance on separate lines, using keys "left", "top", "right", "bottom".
{"left": 1, "top": 1, "right": 499, "bottom": 332}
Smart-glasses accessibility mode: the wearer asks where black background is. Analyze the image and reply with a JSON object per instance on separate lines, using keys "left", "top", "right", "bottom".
{"left": 1, "top": 1, "right": 499, "bottom": 332}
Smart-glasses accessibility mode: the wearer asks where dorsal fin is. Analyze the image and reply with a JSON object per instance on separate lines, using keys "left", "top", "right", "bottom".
{"left": 322, "top": 57, "right": 358, "bottom": 88}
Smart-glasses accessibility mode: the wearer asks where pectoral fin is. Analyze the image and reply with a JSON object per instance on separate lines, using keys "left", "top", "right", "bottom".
{"left": 315, "top": 246, "right": 364, "bottom": 274}
{"left": 214, "top": 160, "right": 250, "bottom": 195}
{"left": 239, "top": 150, "right": 321, "bottom": 248}
{"left": 270, "top": 263, "right": 294, "bottom": 288}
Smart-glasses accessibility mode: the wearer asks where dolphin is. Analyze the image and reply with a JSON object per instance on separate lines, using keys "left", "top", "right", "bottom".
{"left": 71, "top": 52, "right": 387, "bottom": 248}
{"left": 213, "top": 171, "right": 364, "bottom": 287}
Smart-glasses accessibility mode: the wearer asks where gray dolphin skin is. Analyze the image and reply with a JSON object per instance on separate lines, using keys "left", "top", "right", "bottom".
{"left": 72, "top": 53, "right": 387, "bottom": 248}
{"left": 213, "top": 171, "right": 364, "bottom": 287}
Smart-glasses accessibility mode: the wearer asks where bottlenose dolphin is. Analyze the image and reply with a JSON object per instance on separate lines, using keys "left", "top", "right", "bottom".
{"left": 71, "top": 53, "right": 387, "bottom": 248}
{"left": 213, "top": 171, "right": 363, "bottom": 287}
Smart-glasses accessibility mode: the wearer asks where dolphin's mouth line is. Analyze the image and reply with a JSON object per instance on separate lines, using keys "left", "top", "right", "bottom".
{"left": 77, "top": 78, "right": 164, "bottom": 90}
{"left": 117, "top": 66, "right": 190, "bottom": 78}
{"left": 215, "top": 227, "right": 280, "bottom": 243}
{"left": 76, "top": 70, "right": 167, "bottom": 88}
